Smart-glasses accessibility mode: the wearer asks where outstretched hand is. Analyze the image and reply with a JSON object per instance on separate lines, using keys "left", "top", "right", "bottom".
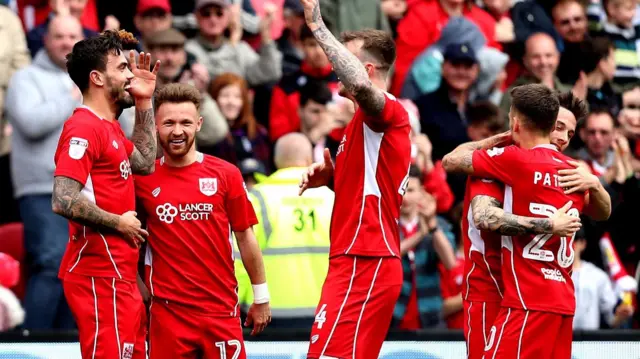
{"left": 128, "top": 50, "right": 161, "bottom": 100}
{"left": 299, "top": 148, "right": 334, "bottom": 195}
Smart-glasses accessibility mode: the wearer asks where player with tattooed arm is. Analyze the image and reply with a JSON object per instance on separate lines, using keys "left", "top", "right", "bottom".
{"left": 297, "top": 0, "right": 412, "bottom": 358}
{"left": 52, "top": 30, "right": 159, "bottom": 359}
{"left": 443, "top": 84, "right": 593, "bottom": 358}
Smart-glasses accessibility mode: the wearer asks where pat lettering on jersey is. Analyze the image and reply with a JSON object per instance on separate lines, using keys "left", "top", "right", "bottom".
{"left": 156, "top": 202, "right": 214, "bottom": 223}
{"left": 533, "top": 171, "right": 559, "bottom": 187}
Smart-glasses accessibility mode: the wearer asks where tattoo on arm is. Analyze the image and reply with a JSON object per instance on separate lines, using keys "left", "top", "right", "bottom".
{"left": 471, "top": 195, "right": 553, "bottom": 236}
{"left": 52, "top": 176, "right": 120, "bottom": 230}
{"left": 129, "top": 107, "right": 157, "bottom": 175}
{"left": 442, "top": 142, "right": 480, "bottom": 174}
{"left": 309, "top": 2, "right": 385, "bottom": 117}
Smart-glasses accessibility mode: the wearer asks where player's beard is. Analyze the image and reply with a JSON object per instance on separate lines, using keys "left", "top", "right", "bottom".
{"left": 160, "top": 133, "right": 195, "bottom": 160}
{"left": 106, "top": 76, "right": 134, "bottom": 111}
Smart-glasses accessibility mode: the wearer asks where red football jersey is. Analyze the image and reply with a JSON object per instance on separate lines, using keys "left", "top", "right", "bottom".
{"left": 461, "top": 177, "right": 504, "bottom": 303}
{"left": 135, "top": 153, "right": 257, "bottom": 316}
{"left": 330, "top": 93, "right": 412, "bottom": 258}
{"left": 54, "top": 107, "right": 137, "bottom": 281}
{"left": 472, "top": 144, "right": 586, "bottom": 315}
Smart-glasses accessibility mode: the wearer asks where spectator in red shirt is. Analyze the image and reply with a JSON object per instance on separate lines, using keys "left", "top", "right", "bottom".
{"left": 438, "top": 235, "right": 465, "bottom": 329}
{"left": 392, "top": 0, "right": 500, "bottom": 95}
{"left": 269, "top": 25, "right": 338, "bottom": 142}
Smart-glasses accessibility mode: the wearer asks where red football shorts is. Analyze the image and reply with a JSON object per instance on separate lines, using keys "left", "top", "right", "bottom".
{"left": 307, "top": 255, "right": 402, "bottom": 359}
{"left": 463, "top": 300, "right": 500, "bottom": 359}
{"left": 483, "top": 307, "right": 573, "bottom": 359}
{"left": 63, "top": 272, "right": 147, "bottom": 359}
{"left": 148, "top": 299, "right": 246, "bottom": 359}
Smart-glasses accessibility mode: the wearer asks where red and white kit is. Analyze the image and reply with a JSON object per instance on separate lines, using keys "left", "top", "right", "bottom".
{"left": 460, "top": 177, "right": 504, "bottom": 359}
{"left": 54, "top": 107, "right": 146, "bottom": 359}
{"left": 135, "top": 153, "right": 257, "bottom": 359}
{"left": 307, "top": 93, "right": 411, "bottom": 359}
{"left": 472, "top": 145, "right": 586, "bottom": 359}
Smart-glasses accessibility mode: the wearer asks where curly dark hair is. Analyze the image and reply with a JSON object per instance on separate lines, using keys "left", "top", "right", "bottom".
{"left": 66, "top": 30, "right": 138, "bottom": 93}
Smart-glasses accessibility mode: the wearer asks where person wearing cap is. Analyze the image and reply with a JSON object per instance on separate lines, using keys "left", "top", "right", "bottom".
{"left": 414, "top": 42, "right": 480, "bottom": 203}
{"left": 235, "top": 133, "right": 333, "bottom": 329}
{"left": 134, "top": 0, "right": 173, "bottom": 44}
{"left": 185, "top": 0, "right": 282, "bottom": 86}
{"left": 415, "top": 43, "right": 480, "bottom": 162}
{"left": 145, "top": 28, "right": 230, "bottom": 147}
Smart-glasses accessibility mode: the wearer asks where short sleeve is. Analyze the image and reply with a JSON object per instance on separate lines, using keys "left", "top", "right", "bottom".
{"left": 54, "top": 122, "right": 103, "bottom": 186}
{"left": 471, "top": 145, "right": 522, "bottom": 186}
{"left": 362, "top": 92, "right": 407, "bottom": 130}
{"left": 469, "top": 177, "right": 505, "bottom": 203}
{"left": 225, "top": 167, "right": 258, "bottom": 232}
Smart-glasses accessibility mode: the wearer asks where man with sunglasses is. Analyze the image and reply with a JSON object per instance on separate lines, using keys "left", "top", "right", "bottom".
{"left": 185, "top": 0, "right": 282, "bottom": 86}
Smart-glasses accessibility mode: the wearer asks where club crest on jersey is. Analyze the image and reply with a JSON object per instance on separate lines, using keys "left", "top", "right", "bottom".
{"left": 199, "top": 178, "right": 218, "bottom": 196}
{"left": 152, "top": 187, "right": 161, "bottom": 197}
{"left": 69, "top": 137, "right": 88, "bottom": 160}
{"left": 112, "top": 140, "right": 119, "bottom": 149}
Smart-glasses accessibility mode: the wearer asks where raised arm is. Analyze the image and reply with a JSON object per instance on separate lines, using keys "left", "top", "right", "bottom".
{"left": 470, "top": 195, "right": 581, "bottom": 237}
{"left": 442, "top": 131, "right": 513, "bottom": 175}
{"left": 127, "top": 51, "right": 160, "bottom": 175}
{"left": 301, "top": 0, "right": 386, "bottom": 117}
{"left": 129, "top": 103, "right": 156, "bottom": 174}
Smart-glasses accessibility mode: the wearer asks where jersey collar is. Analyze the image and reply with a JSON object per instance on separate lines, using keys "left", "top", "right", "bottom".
{"left": 532, "top": 144, "right": 558, "bottom": 152}
{"left": 160, "top": 151, "right": 204, "bottom": 166}
{"left": 78, "top": 105, "right": 105, "bottom": 121}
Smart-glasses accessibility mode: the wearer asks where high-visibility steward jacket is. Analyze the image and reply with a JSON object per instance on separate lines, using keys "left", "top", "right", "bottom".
{"left": 234, "top": 167, "right": 333, "bottom": 318}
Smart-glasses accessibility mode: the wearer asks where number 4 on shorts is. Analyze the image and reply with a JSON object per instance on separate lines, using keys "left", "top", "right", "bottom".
{"left": 315, "top": 304, "right": 328, "bottom": 329}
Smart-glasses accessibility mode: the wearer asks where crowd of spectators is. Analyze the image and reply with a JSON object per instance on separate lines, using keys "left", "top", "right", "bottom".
{"left": 0, "top": 0, "right": 638, "bottom": 332}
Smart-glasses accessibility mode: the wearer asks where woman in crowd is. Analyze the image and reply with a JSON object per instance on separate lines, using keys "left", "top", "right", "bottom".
{"left": 206, "top": 72, "right": 271, "bottom": 171}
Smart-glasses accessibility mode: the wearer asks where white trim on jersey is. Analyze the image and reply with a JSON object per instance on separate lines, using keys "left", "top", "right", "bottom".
{"left": 148, "top": 300, "right": 153, "bottom": 358}
{"left": 482, "top": 302, "right": 487, "bottom": 345}
{"left": 145, "top": 246, "right": 154, "bottom": 296}
{"left": 466, "top": 207, "right": 503, "bottom": 298}
{"left": 517, "top": 310, "right": 529, "bottom": 359}
{"left": 466, "top": 302, "right": 473, "bottom": 357}
{"left": 100, "top": 232, "right": 122, "bottom": 279}
{"left": 503, "top": 185, "right": 527, "bottom": 310}
{"left": 91, "top": 277, "right": 98, "bottom": 359}
{"left": 464, "top": 262, "right": 476, "bottom": 300}
{"left": 81, "top": 175, "right": 97, "bottom": 203}
{"left": 69, "top": 236, "right": 89, "bottom": 273}
{"left": 320, "top": 257, "right": 357, "bottom": 358}
{"left": 491, "top": 308, "right": 511, "bottom": 359}
{"left": 344, "top": 123, "right": 395, "bottom": 256}
{"left": 112, "top": 278, "right": 122, "bottom": 358}
{"left": 352, "top": 258, "right": 383, "bottom": 358}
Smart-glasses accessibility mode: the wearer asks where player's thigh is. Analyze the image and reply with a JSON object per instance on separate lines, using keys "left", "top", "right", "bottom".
{"left": 464, "top": 301, "right": 500, "bottom": 359}
{"left": 201, "top": 316, "right": 246, "bottom": 359}
{"left": 487, "top": 309, "right": 562, "bottom": 359}
{"left": 132, "top": 301, "right": 148, "bottom": 359}
{"left": 353, "top": 258, "right": 402, "bottom": 359}
{"left": 63, "top": 274, "right": 104, "bottom": 359}
{"left": 148, "top": 301, "right": 198, "bottom": 359}
{"left": 550, "top": 315, "right": 574, "bottom": 359}
{"left": 114, "top": 279, "right": 147, "bottom": 359}
{"left": 307, "top": 256, "right": 362, "bottom": 359}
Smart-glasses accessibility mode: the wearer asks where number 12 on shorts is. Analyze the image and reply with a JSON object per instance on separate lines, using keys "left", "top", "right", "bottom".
{"left": 315, "top": 304, "right": 327, "bottom": 329}
{"left": 215, "top": 340, "right": 241, "bottom": 359}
